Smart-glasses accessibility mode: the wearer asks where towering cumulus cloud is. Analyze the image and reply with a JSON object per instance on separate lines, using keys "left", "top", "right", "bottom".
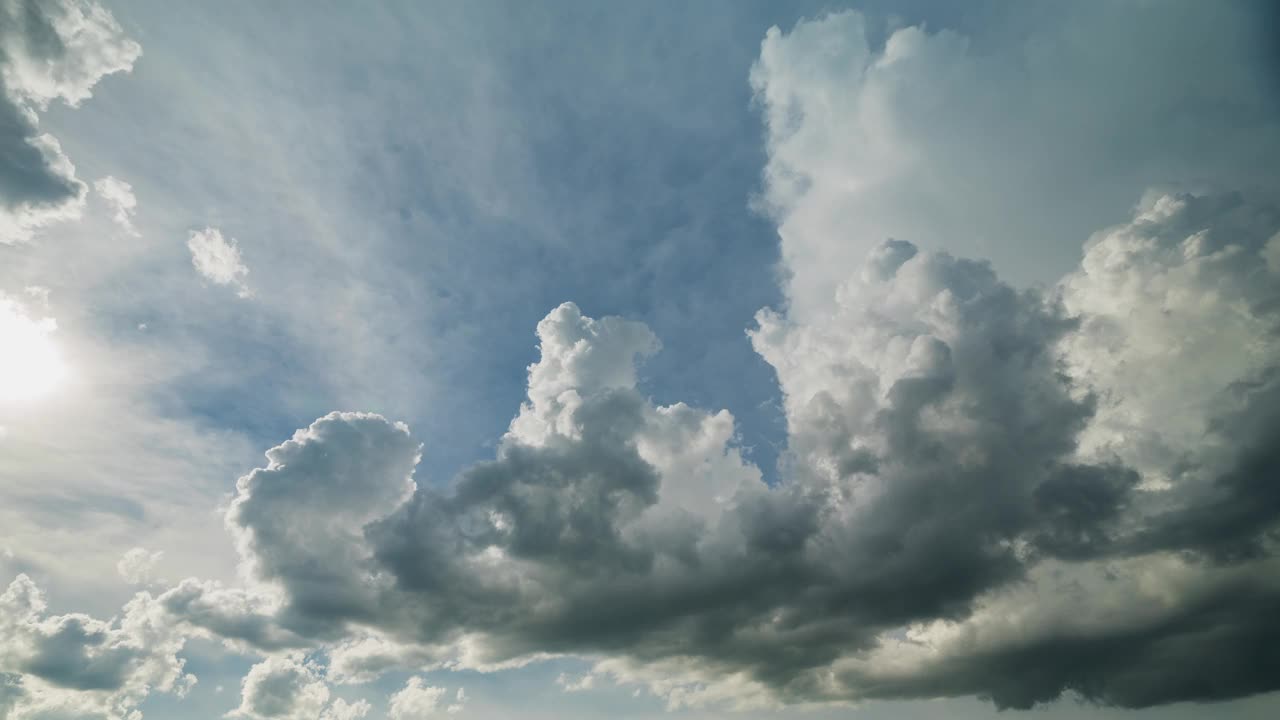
{"left": 750, "top": 4, "right": 1280, "bottom": 317}
{"left": 158, "top": 198, "right": 1280, "bottom": 707}
{"left": 0, "top": 0, "right": 140, "bottom": 243}
{"left": 7, "top": 203, "right": 1278, "bottom": 713}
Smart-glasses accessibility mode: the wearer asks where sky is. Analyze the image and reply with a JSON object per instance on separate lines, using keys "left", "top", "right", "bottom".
{"left": 1, "top": 0, "right": 1279, "bottom": 719}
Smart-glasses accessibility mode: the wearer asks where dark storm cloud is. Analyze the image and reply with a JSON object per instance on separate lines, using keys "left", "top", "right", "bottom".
{"left": 836, "top": 575, "right": 1280, "bottom": 710}
{"left": 1126, "top": 366, "right": 1280, "bottom": 563}
{"left": 6, "top": 1, "right": 1276, "bottom": 715}
{"left": 0, "top": 574, "right": 193, "bottom": 717}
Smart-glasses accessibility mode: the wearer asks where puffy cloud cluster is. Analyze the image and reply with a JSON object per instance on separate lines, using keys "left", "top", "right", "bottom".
{"left": 229, "top": 656, "right": 369, "bottom": 720}
{"left": 4, "top": 4, "right": 1279, "bottom": 717}
{"left": 749, "top": 5, "right": 1280, "bottom": 318}
{"left": 1059, "top": 192, "right": 1280, "bottom": 561}
{"left": 0, "top": 574, "right": 193, "bottom": 719}
{"left": 386, "top": 678, "right": 463, "bottom": 719}
{"left": 93, "top": 176, "right": 138, "bottom": 236}
{"left": 7, "top": 202, "right": 1279, "bottom": 714}
{"left": 152, "top": 195, "right": 1280, "bottom": 707}
{"left": 738, "top": 196, "right": 1280, "bottom": 709}
{"left": 0, "top": 0, "right": 140, "bottom": 243}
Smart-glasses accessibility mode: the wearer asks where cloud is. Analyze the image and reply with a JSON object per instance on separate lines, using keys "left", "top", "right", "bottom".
{"left": 322, "top": 698, "right": 371, "bottom": 720}
{"left": 188, "top": 227, "right": 252, "bottom": 297}
{"left": 556, "top": 671, "right": 595, "bottom": 693}
{"left": 324, "top": 634, "right": 447, "bottom": 686}
{"left": 749, "top": 4, "right": 1280, "bottom": 318}
{"left": 227, "top": 656, "right": 371, "bottom": 720}
{"left": 229, "top": 656, "right": 327, "bottom": 720}
{"left": 387, "top": 677, "right": 464, "bottom": 719}
{"left": 1057, "top": 191, "right": 1280, "bottom": 563}
{"left": 158, "top": 187, "right": 1280, "bottom": 710}
{"left": 117, "top": 547, "right": 163, "bottom": 586}
{"left": 0, "top": 0, "right": 141, "bottom": 243}
{"left": 93, "top": 175, "right": 138, "bottom": 235}
{"left": 158, "top": 579, "right": 307, "bottom": 653}
{"left": 225, "top": 411, "right": 419, "bottom": 641}
{"left": 0, "top": 574, "right": 194, "bottom": 719}
{"left": 5, "top": 3, "right": 1279, "bottom": 717}
{"left": 0, "top": 673, "right": 24, "bottom": 719}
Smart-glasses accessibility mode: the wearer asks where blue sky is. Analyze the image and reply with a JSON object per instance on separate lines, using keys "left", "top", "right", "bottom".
{"left": 2, "top": 1, "right": 1280, "bottom": 719}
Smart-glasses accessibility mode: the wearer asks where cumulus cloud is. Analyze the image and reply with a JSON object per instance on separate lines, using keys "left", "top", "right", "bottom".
{"left": 749, "top": 4, "right": 1280, "bottom": 318}
{"left": 93, "top": 175, "right": 138, "bottom": 235}
{"left": 387, "top": 678, "right": 464, "bottom": 719}
{"left": 229, "top": 655, "right": 368, "bottom": 720}
{"left": 15, "top": 196, "right": 1280, "bottom": 711}
{"left": 1058, "top": 191, "right": 1280, "bottom": 562}
{"left": 0, "top": 0, "right": 141, "bottom": 243}
{"left": 117, "top": 547, "right": 163, "bottom": 586}
{"left": 188, "top": 227, "right": 252, "bottom": 297}
{"left": 322, "top": 698, "right": 370, "bottom": 720}
{"left": 0, "top": 574, "right": 193, "bottom": 719}
{"left": 159, "top": 190, "right": 1280, "bottom": 709}
{"left": 5, "top": 3, "right": 1279, "bottom": 717}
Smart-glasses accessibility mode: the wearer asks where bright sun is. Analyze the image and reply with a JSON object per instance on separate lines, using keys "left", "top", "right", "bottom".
{"left": 0, "top": 296, "right": 68, "bottom": 405}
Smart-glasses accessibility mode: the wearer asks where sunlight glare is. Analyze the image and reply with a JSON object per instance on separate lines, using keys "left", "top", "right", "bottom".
{"left": 0, "top": 296, "right": 68, "bottom": 405}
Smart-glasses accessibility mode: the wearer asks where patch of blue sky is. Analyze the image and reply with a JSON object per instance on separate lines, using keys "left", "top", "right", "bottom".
{"left": 36, "top": 0, "right": 868, "bottom": 483}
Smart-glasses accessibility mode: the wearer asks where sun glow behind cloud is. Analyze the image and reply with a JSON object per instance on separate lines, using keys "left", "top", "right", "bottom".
{"left": 0, "top": 294, "right": 68, "bottom": 405}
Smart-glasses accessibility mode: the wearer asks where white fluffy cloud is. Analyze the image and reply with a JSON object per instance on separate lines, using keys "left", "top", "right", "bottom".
{"left": 226, "top": 655, "right": 372, "bottom": 720}
{"left": 321, "top": 698, "right": 371, "bottom": 720}
{"left": 188, "top": 227, "right": 252, "bottom": 297}
{"left": 0, "top": 0, "right": 141, "bottom": 243}
{"left": 93, "top": 176, "right": 139, "bottom": 235}
{"left": 1060, "top": 191, "right": 1280, "bottom": 485}
{"left": 387, "top": 678, "right": 464, "bottom": 719}
{"left": 750, "top": 5, "right": 1280, "bottom": 319}
{"left": 117, "top": 547, "right": 163, "bottom": 586}
{"left": 9, "top": 195, "right": 1279, "bottom": 712}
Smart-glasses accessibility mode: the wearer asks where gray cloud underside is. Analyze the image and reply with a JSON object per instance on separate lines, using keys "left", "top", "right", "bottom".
{"left": 146, "top": 190, "right": 1280, "bottom": 712}
{"left": 4, "top": 3, "right": 1280, "bottom": 718}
